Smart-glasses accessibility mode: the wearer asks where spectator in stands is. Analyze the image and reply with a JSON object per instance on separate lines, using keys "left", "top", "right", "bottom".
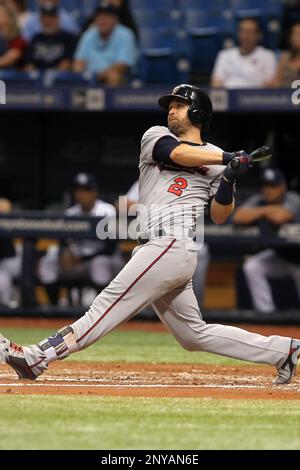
{"left": 81, "top": 0, "right": 138, "bottom": 40}
{"left": 233, "top": 168, "right": 300, "bottom": 313}
{"left": 3, "top": 0, "right": 33, "bottom": 31}
{"left": 269, "top": 22, "right": 300, "bottom": 87}
{"left": 280, "top": 0, "right": 300, "bottom": 49}
{"left": 0, "top": 4, "right": 26, "bottom": 68}
{"left": 22, "top": 0, "right": 79, "bottom": 41}
{"left": 25, "top": 3, "right": 77, "bottom": 72}
{"left": 73, "top": 1, "right": 137, "bottom": 85}
{"left": 0, "top": 198, "right": 21, "bottom": 307}
{"left": 211, "top": 18, "right": 277, "bottom": 88}
{"left": 38, "top": 173, "right": 123, "bottom": 306}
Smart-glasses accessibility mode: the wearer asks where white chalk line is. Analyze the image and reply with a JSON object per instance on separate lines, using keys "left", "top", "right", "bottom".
{"left": 0, "top": 383, "right": 287, "bottom": 390}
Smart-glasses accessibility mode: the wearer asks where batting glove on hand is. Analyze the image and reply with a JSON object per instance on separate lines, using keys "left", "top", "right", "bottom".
{"left": 223, "top": 151, "right": 252, "bottom": 183}
{"left": 223, "top": 149, "right": 249, "bottom": 165}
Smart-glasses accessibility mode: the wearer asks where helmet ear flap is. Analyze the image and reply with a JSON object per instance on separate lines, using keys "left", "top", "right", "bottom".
{"left": 188, "top": 103, "right": 203, "bottom": 125}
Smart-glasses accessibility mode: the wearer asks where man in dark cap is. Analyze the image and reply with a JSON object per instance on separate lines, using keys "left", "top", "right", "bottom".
{"left": 73, "top": 0, "right": 137, "bottom": 85}
{"left": 38, "top": 173, "right": 122, "bottom": 305}
{"left": 234, "top": 168, "right": 300, "bottom": 313}
{"left": 25, "top": 2, "right": 77, "bottom": 71}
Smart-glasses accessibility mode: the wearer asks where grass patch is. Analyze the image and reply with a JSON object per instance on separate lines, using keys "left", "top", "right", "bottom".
{"left": 0, "top": 396, "right": 299, "bottom": 450}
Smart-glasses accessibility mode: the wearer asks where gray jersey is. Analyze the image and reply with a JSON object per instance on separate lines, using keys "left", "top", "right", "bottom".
{"left": 241, "top": 191, "right": 300, "bottom": 222}
{"left": 138, "top": 126, "right": 225, "bottom": 234}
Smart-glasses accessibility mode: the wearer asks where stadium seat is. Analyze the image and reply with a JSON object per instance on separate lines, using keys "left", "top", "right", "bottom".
{"left": 77, "top": 0, "right": 98, "bottom": 18}
{"left": 133, "top": 8, "right": 174, "bottom": 28}
{"left": 185, "top": 8, "right": 235, "bottom": 36}
{"left": 178, "top": 0, "right": 230, "bottom": 9}
{"left": 60, "top": 0, "right": 80, "bottom": 11}
{"left": 185, "top": 9, "right": 213, "bottom": 29}
{"left": 0, "top": 69, "right": 42, "bottom": 84}
{"left": 264, "top": 0, "right": 283, "bottom": 18}
{"left": 231, "top": 0, "right": 283, "bottom": 18}
{"left": 264, "top": 18, "right": 281, "bottom": 49}
{"left": 187, "top": 27, "right": 222, "bottom": 76}
{"left": 60, "top": 0, "right": 83, "bottom": 24}
{"left": 139, "top": 52, "right": 178, "bottom": 84}
{"left": 139, "top": 27, "right": 177, "bottom": 50}
{"left": 131, "top": 0, "right": 177, "bottom": 9}
{"left": 27, "top": 0, "right": 37, "bottom": 11}
{"left": 47, "top": 71, "right": 96, "bottom": 86}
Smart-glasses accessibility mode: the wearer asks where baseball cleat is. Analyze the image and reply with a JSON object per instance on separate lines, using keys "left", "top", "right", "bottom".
{"left": 274, "top": 339, "right": 300, "bottom": 385}
{"left": 0, "top": 333, "right": 37, "bottom": 380}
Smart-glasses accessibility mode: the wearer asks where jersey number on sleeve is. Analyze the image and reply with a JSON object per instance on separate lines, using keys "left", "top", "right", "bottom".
{"left": 167, "top": 177, "right": 188, "bottom": 197}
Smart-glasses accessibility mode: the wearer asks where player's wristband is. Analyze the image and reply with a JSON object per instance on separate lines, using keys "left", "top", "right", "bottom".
{"left": 214, "top": 177, "right": 235, "bottom": 205}
{"left": 222, "top": 152, "right": 234, "bottom": 165}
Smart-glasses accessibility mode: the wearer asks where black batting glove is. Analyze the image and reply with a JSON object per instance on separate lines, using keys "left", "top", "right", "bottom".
{"left": 223, "top": 151, "right": 252, "bottom": 183}
{"left": 223, "top": 150, "right": 248, "bottom": 165}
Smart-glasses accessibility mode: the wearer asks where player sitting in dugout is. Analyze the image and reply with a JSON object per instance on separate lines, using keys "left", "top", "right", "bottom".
{"left": 233, "top": 168, "right": 300, "bottom": 313}
{"left": 38, "top": 173, "right": 123, "bottom": 305}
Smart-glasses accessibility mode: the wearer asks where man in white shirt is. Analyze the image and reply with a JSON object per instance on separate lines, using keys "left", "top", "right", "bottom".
{"left": 211, "top": 18, "right": 277, "bottom": 88}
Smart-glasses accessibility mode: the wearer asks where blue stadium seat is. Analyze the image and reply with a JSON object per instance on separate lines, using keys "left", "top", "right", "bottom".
{"left": 27, "top": 0, "right": 37, "bottom": 12}
{"left": 133, "top": 8, "right": 174, "bottom": 28}
{"left": 185, "top": 9, "right": 212, "bottom": 29}
{"left": 60, "top": 0, "right": 80, "bottom": 11}
{"left": 78, "top": 0, "right": 98, "bottom": 18}
{"left": 231, "top": 0, "right": 283, "bottom": 18}
{"left": 234, "top": 9, "right": 263, "bottom": 21}
{"left": 178, "top": 0, "right": 230, "bottom": 8}
{"left": 0, "top": 69, "right": 42, "bottom": 83}
{"left": 139, "top": 27, "right": 177, "bottom": 50}
{"left": 138, "top": 26, "right": 186, "bottom": 84}
{"left": 60, "top": 0, "right": 82, "bottom": 22}
{"left": 264, "top": 18, "right": 281, "bottom": 49}
{"left": 47, "top": 71, "right": 96, "bottom": 86}
{"left": 264, "top": 0, "right": 283, "bottom": 18}
{"left": 185, "top": 8, "right": 234, "bottom": 34}
{"left": 139, "top": 53, "right": 178, "bottom": 84}
{"left": 187, "top": 27, "right": 222, "bottom": 75}
{"left": 131, "top": 0, "right": 177, "bottom": 9}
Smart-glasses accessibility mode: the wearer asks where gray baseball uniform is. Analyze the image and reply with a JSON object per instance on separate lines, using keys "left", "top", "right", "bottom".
{"left": 242, "top": 191, "right": 300, "bottom": 312}
{"left": 24, "top": 126, "right": 291, "bottom": 376}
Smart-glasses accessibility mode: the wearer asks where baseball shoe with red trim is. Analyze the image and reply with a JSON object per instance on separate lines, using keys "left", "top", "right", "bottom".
{"left": 0, "top": 333, "right": 37, "bottom": 380}
{"left": 274, "top": 339, "right": 300, "bottom": 385}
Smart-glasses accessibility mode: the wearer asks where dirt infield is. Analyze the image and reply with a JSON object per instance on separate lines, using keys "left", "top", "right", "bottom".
{"left": 0, "top": 319, "right": 300, "bottom": 400}
{"left": 1, "top": 362, "right": 300, "bottom": 399}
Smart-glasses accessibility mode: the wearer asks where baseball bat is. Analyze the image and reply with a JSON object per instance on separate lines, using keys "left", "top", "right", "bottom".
{"left": 249, "top": 145, "right": 272, "bottom": 162}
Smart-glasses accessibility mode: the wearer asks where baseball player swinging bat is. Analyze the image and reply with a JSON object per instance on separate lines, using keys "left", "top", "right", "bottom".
{"left": 1, "top": 84, "right": 299, "bottom": 386}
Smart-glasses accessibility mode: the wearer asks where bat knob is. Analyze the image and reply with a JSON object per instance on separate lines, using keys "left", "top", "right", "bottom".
{"left": 230, "top": 158, "right": 241, "bottom": 170}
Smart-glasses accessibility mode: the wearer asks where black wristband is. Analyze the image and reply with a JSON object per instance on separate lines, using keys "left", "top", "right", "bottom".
{"left": 222, "top": 152, "right": 233, "bottom": 165}
{"left": 214, "top": 177, "right": 234, "bottom": 205}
